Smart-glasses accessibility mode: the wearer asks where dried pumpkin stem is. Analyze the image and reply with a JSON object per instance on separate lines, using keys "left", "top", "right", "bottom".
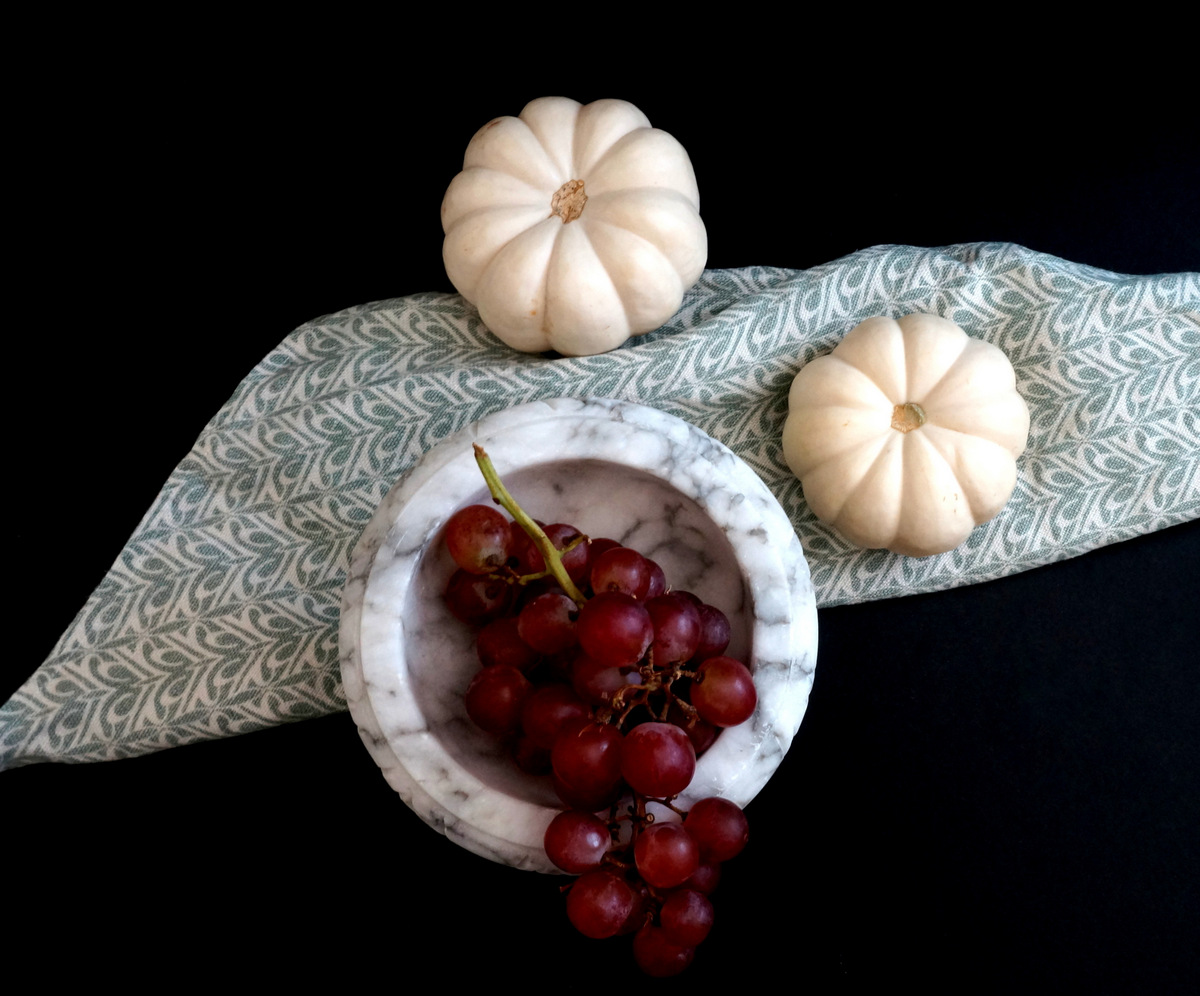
{"left": 550, "top": 179, "right": 587, "bottom": 223}
{"left": 891, "top": 402, "right": 927, "bottom": 434}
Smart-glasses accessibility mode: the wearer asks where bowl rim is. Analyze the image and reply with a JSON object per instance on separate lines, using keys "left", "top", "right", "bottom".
{"left": 340, "top": 397, "right": 817, "bottom": 871}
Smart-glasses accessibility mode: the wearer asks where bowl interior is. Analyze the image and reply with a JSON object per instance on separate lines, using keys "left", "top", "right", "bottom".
{"left": 405, "top": 458, "right": 750, "bottom": 806}
{"left": 343, "top": 396, "right": 817, "bottom": 872}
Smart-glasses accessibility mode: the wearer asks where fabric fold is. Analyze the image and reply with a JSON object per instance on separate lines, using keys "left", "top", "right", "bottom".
{"left": 3, "top": 244, "right": 1196, "bottom": 767}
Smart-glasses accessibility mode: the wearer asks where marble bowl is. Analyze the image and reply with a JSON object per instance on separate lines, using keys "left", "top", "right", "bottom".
{"left": 339, "top": 397, "right": 817, "bottom": 873}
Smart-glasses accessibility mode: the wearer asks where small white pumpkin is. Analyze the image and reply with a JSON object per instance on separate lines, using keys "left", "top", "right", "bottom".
{"left": 441, "top": 97, "right": 707, "bottom": 356}
{"left": 782, "top": 314, "right": 1030, "bottom": 557}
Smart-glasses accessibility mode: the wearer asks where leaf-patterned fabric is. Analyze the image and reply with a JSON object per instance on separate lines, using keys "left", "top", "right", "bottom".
{"left": 3, "top": 244, "right": 1196, "bottom": 767}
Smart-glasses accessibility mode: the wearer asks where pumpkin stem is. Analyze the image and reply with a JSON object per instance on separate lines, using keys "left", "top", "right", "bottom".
{"left": 891, "top": 402, "right": 927, "bottom": 433}
{"left": 550, "top": 179, "right": 587, "bottom": 223}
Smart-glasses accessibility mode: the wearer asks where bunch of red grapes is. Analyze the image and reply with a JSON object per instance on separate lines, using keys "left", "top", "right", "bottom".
{"left": 442, "top": 465, "right": 757, "bottom": 978}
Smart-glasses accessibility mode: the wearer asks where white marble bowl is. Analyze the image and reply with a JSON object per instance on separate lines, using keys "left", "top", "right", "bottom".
{"left": 339, "top": 397, "right": 817, "bottom": 873}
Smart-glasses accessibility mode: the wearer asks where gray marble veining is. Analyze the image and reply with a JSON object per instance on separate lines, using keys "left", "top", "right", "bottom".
{"left": 339, "top": 397, "right": 818, "bottom": 873}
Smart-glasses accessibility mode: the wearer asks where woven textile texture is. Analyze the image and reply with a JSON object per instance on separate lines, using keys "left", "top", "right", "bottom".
{"left": 3, "top": 244, "right": 1196, "bottom": 767}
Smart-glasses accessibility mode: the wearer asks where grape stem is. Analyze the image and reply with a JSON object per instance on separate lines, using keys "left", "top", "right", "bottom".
{"left": 473, "top": 444, "right": 587, "bottom": 605}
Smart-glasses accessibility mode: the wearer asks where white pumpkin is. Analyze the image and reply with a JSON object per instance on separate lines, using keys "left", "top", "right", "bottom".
{"left": 782, "top": 314, "right": 1030, "bottom": 557}
{"left": 440, "top": 97, "right": 707, "bottom": 356}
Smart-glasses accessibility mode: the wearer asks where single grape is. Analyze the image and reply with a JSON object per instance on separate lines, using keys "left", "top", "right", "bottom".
{"left": 566, "top": 870, "right": 636, "bottom": 940}
{"left": 463, "top": 665, "right": 532, "bottom": 736}
{"left": 543, "top": 523, "right": 590, "bottom": 582}
{"left": 520, "top": 683, "right": 590, "bottom": 750}
{"left": 684, "top": 860, "right": 722, "bottom": 894}
{"left": 633, "top": 822, "right": 699, "bottom": 889}
{"left": 645, "top": 592, "right": 702, "bottom": 665}
{"left": 585, "top": 537, "right": 621, "bottom": 577}
{"left": 544, "top": 810, "right": 611, "bottom": 874}
{"left": 517, "top": 592, "right": 578, "bottom": 655}
{"left": 476, "top": 616, "right": 539, "bottom": 671}
{"left": 576, "top": 591, "right": 653, "bottom": 668}
{"left": 632, "top": 924, "right": 695, "bottom": 977}
{"left": 508, "top": 519, "right": 546, "bottom": 574}
{"left": 444, "top": 569, "right": 514, "bottom": 625}
{"left": 620, "top": 722, "right": 696, "bottom": 798}
{"left": 666, "top": 700, "right": 718, "bottom": 756}
{"left": 660, "top": 888, "right": 715, "bottom": 947}
{"left": 691, "top": 603, "right": 732, "bottom": 662}
{"left": 550, "top": 718, "right": 624, "bottom": 805}
{"left": 691, "top": 656, "right": 757, "bottom": 727}
{"left": 444, "top": 504, "right": 512, "bottom": 574}
{"left": 570, "top": 650, "right": 629, "bottom": 707}
{"left": 644, "top": 558, "right": 667, "bottom": 599}
{"left": 589, "top": 546, "right": 652, "bottom": 599}
{"left": 684, "top": 797, "right": 749, "bottom": 862}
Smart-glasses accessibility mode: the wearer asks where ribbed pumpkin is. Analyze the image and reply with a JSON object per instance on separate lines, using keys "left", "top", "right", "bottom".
{"left": 782, "top": 314, "right": 1030, "bottom": 557}
{"left": 441, "top": 97, "right": 706, "bottom": 356}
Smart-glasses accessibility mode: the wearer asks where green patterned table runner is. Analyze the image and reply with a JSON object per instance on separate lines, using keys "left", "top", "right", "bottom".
{"left": 3, "top": 243, "right": 1196, "bottom": 767}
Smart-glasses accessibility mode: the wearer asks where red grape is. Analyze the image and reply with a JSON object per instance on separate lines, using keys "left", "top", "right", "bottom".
{"left": 576, "top": 591, "right": 653, "bottom": 668}
{"left": 463, "top": 665, "right": 531, "bottom": 736}
{"left": 685, "top": 797, "right": 749, "bottom": 862}
{"left": 633, "top": 822, "right": 699, "bottom": 889}
{"left": 691, "top": 603, "right": 732, "bottom": 662}
{"left": 444, "top": 569, "right": 514, "bottom": 625}
{"left": 508, "top": 519, "right": 545, "bottom": 573}
{"left": 475, "top": 616, "right": 539, "bottom": 671}
{"left": 550, "top": 718, "right": 624, "bottom": 804}
{"left": 691, "top": 656, "right": 757, "bottom": 727}
{"left": 544, "top": 810, "right": 611, "bottom": 874}
{"left": 520, "top": 683, "right": 590, "bottom": 750}
{"left": 620, "top": 722, "right": 696, "bottom": 798}
{"left": 590, "top": 546, "right": 652, "bottom": 599}
{"left": 570, "top": 650, "right": 629, "bottom": 707}
{"left": 645, "top": 592, "right": 702, "bottom": 665}
{"left": 632, "top": 924, "right": 695, "bottom": 977}
{"left": 444, "top": 504, "right": 511, "bottom": 574}
{"left": 666, "top": 700, "right": 718, "bottom": 756}
{"left": 517, "top": 592, "right": 578, "bottom": 654}
{"left": 684, "top": 860, "right": 722, "bottom": 894}
{"left": 644, "top": 559, "right": 667, "bottom": 598}
{"left": 660, "top": 888, "right": 714, "bottom": 946}
{"left": 543, "top": 523, "right": 590, "bottom": 582}
{"left": 566, "top": 870, "right": 636, "bottom": 939}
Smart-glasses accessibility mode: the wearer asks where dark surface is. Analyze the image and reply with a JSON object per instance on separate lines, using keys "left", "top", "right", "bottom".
{"left": 8, "top": 66, "right": 1198, "bottom": 993}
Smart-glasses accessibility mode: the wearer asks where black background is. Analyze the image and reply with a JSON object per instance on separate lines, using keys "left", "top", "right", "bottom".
{"left": 7, "top": 48, "right": 1198, "bottom": 993}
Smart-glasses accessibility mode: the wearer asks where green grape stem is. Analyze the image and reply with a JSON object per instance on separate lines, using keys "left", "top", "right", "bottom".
{"left": 473, "top": 445, "right": 586, "bottom": 605}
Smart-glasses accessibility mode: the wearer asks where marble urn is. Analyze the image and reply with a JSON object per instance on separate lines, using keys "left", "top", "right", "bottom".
{"left": 339, "top": 397, "right": 818, "bottom": 873}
